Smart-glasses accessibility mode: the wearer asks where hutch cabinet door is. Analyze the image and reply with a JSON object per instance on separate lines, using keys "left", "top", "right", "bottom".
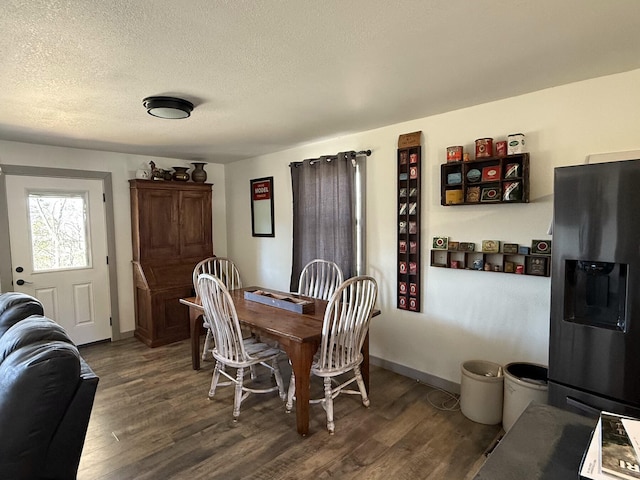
{"left": 137, "top": 189, "right": 180, "bottom": 261}
{"left": 179, "top": 189, "right": 213, "bottom": 258}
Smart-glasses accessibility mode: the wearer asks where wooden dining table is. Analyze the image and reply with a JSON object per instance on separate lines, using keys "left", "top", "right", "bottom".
{"left": 180, "top": 287, "right": 375, "bottom": 436}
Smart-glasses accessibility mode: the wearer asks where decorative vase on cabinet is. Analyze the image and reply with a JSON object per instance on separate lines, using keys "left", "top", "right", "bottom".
{"left": 191, "top": 162, "right": 207, "bottom": 183}
{"left": 172, "top": 166, "right": 190, "bottom": 181}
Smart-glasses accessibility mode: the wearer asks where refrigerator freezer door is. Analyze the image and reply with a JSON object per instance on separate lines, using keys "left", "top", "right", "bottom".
{"left": 550, "top": 159, "right": 640, "bottom": 409}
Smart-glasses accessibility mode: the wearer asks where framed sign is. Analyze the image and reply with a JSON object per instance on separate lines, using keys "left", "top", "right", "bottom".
{"left": 250, "top": 177, "right": 275, "bottom": 237}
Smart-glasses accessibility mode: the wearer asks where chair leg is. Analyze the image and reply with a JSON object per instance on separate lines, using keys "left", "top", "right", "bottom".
{"left": 285, "top": 371, "right": 296, "bottom": 412}
{"left": 233, "top": 367, "right": 245, "bottom": 420}
{"left": 271, "top": 359, "right": 286, "bottom": 400}
{"left": 202, "top": 329, "right": 212, "bottom": 361}
{"left": 354, "top": 365, "right": 370, "bottom": 407}
{"left": 323, "top": 377, "right": 335, "bottom": 434}
{"left": 209, "top": 361, "right": 222, "bottom": 398}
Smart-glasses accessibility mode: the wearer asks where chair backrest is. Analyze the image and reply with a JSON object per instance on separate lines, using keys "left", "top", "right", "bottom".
{"left": 197, "top": 273, "right": 248, "bottom": 364}
{"left": 316, "top": 275, "right": 378, "bottom": 373}
{"left": 298, "top": 259, "right": 344, "bottom": 301}
{"left": 193, "top": 257, "right": 243, "bottom": 299}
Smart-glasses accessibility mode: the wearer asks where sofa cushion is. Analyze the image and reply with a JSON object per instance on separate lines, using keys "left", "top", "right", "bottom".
{"left": 0, "top": 315, "right": 72, "bottom": 363}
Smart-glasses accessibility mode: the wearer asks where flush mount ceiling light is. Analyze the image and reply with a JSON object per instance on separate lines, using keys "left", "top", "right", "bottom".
{"left": 142, "top": 96, "right": 194, "bottom": 119}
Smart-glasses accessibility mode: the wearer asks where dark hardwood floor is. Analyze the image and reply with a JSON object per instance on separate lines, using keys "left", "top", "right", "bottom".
{"left": 77, "top": 337, "right": 500, "bottom": 479}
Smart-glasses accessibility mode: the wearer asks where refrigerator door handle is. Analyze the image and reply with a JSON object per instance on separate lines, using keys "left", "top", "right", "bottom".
{"left": 566, "top": 396, "right": 601, "bottom": 416}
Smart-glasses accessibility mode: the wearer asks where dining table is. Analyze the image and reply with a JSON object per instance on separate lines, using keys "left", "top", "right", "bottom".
{"left": 179, "top": 286, "right": 377, "bottom": 436}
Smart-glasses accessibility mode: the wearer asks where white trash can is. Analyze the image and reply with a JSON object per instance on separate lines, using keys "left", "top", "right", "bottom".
{"left": 460, "top": 360, "right": 504, "bottom": 425}
{"left": 502, "top": 362, "right": 548, "bottom": 432}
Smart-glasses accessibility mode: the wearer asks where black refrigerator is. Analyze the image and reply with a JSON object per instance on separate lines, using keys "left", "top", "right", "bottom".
{"left": 549, "top": 158, "right": 640, "bottom": 418}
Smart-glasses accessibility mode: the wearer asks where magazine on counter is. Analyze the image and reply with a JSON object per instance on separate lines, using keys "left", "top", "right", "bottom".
{"left": 580, "top": 412, "right": 640, "bottom": 480}
{"left": 580, "top": 417, "right": 605, "bottom": 479}
{"left": 601, "top": 412, "right": 640, "bottom": 479}
{"left": 622, "top": 418, "right": 640, "bottom": 465}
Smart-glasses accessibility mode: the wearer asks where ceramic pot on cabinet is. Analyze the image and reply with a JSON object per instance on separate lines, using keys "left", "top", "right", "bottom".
{"left": 172, "top": 167, "right": 190, "bottom": 181}
{"left": 191, "top": 162, "right": 207, "bottom": 183}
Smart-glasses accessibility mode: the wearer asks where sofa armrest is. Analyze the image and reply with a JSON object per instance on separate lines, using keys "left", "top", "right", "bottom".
{"left": 42, "top": 357, "right": 99, "bottom": 480}
{"left": 0, "top": 315, "right": 99, "bottom": 480}
{"left": 0, "top": 341, "right": 81, "bottom": 479}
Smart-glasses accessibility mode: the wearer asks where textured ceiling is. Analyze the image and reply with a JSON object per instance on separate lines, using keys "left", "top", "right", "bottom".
{"left": 1, "top": 0, "right": 640, "bottom": 164}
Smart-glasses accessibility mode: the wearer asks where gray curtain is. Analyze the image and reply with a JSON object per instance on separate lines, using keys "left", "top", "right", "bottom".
{"left": 289, "top": 153, "right": 355, "bottom": 292}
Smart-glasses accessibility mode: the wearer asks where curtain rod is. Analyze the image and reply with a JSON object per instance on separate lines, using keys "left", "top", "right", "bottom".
{"left": 290, "top": 149, "right": 372, "bottom": 167}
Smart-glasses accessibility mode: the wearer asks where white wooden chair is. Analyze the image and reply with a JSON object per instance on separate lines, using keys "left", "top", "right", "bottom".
{"left": 298, "top": 259, "right": 344, "bottom": 300}
{"left": 197, "top": 273, "right": 286, "bottom": 420}
{"left": 286, "top": 275, "right": 378, "bottom": 434}
{"left": 193, "top": 257, "right": 243, "bottom": 360}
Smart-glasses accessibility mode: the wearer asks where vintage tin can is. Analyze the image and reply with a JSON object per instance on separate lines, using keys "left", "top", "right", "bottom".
{"left": 504, "top": 163, "right": 521, "bottom": 179}
{"left": 446, "top": 146, "right": 463, "bottom": 162}
{"left": 507, "top": 133, "right": 525, "bottom": 154}
{"left": 503, "top": 181, "right": 522, "bottom": 201}
{"left": 475, "top": 138, "right": 493, "bottom": 158}
{"left": 496, "top": 141, "right": 507, "bottom": 156}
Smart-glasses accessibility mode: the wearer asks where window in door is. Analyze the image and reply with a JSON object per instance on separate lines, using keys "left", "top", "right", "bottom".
{"left": 27, "top": 191, "right": 91, "bottom": 272}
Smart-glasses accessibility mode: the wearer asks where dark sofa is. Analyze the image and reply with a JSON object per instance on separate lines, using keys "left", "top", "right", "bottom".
{"left": 0, "top": 292, "right": 99, "bottom": 479}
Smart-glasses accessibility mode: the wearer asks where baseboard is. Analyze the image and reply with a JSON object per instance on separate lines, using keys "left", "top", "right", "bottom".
{"left": 370, "top": 355, "right": 460, "bottom": 395}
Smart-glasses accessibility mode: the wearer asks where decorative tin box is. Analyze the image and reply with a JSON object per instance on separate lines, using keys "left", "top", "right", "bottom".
{"left": 466, "top": 186, "right": 481, "bottom": 203}
{"left": 445, "top": 189, "right": 463, "bottom": 204}
{"left": 475, "top": 138, "right": 493, "bottom": 158}
{"left": 504, "top": 163, "right": 521, "bottom": 179}
{"left": 482, "top": 240, "right": 500, "bottom": 253}
{"left": 447, "top": 172, "right": 462, "bottom": 185}
{"left": 526, "top": 256, "right": 549, "bottom": 276}
{"left": 503, "top": 243, "right": 519, "bottom": 254}
{"left": 507, "top": 133, "right": 525, "bottom": 154}
{"left": 482, "top": 166, "right": 500, "bottom": 182}
{"left": 531, "top": 240, "right": 552, "bottom": 254}
{"left": 503, "top": 181, "right": 522, "bottom": 201}
{"left": 459, "top": 242, "right": 476, "bottom": 252}
{"left": 432, "top": 236, "right": 449, "bottom": 250}
{"left": 446, "top": 146, "right": 463, "bottom": 162}
{"left": 480, "top": 187, "right": 500, "bottom": 202}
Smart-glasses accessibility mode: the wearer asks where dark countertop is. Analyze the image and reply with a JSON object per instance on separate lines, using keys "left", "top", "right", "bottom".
{"left": 474, "top": 402, "right": 597, "bottom": 480}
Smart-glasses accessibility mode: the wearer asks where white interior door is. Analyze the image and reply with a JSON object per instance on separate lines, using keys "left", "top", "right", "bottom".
{"left": 5, "top": 175, "right": 111, "bottom": 345}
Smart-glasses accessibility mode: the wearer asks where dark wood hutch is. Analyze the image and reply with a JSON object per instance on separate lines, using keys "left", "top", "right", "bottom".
{"left": 129, "top": 179, "right": 213, "bottom": 347}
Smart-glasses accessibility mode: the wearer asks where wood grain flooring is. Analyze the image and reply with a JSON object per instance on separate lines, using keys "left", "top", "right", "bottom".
{"left": 77, "top": 337, "right": 500, "bottom": 480}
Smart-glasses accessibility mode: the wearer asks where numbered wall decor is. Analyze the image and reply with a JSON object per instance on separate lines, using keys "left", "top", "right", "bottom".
{"left": 397, "top": 131, "right": 422, "bottom": 311}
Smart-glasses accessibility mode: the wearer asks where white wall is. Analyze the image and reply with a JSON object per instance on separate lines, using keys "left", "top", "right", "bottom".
{"left": 0, "top": 141, "right": 227, "bottom": 335}
{"left": 2, "top": 69, "right": 639, "bottom": 385}
{"left": 225, "top": 68, "right": 640, "bottom": 386}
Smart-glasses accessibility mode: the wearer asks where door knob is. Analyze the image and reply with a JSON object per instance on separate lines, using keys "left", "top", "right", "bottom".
{"left": 16, "top": 279, "right": 33, "bottom": 286}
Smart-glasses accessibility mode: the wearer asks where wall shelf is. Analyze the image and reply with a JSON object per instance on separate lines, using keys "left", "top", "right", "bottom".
{"left": 441, "top": 153, "right": 530, "bottom": 206}
{"left": 397, "top": 132, "right": 422, "bottom": 311}
{"left": 430, "top": 248, "right": 550, "bottom": 277}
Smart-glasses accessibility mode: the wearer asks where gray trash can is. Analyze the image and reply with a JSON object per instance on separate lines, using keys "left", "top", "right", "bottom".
{"left": 460, "top": 360, "right": 504, "bottom": 425}
{"left": 502, "top": 362, "right": 548, "bottom": 432}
